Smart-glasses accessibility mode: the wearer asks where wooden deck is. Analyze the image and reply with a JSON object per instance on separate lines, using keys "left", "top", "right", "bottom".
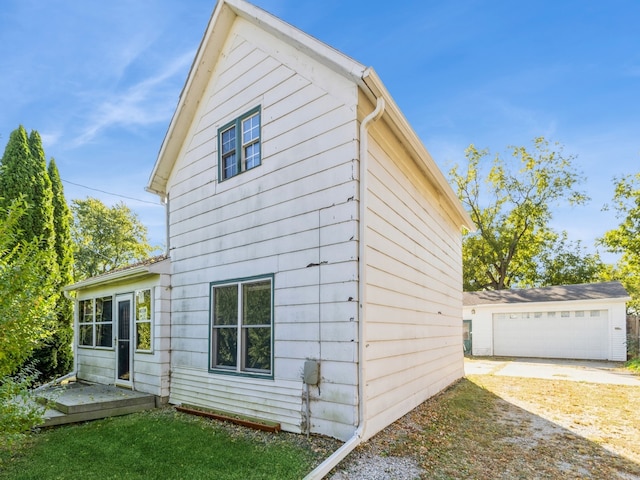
{"left": 36, "top": 381, "right": 156, "bottom": 427}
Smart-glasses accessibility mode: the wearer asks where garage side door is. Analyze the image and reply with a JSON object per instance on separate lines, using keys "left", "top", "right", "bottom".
{"left": 493, "top": 311, "right": 609, "bottom": 360}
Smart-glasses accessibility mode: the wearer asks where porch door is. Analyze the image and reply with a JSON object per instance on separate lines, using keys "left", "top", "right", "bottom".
{"left": 463, "top": 319, "right": 472, "bottom": 354}
{"left": 116, "top": 294, "right": 133, "bottom": 386}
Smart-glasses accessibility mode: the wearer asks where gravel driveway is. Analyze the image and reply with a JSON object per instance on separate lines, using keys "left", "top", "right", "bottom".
{"left": 327, "top": 356, "right": 640, "bottom": 479}
{"left": 464, "top": 356, "right": 640, "bottom": 386}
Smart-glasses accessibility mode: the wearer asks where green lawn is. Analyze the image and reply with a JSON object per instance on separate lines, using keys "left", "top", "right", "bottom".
{"left": 0, "top": 409, "right": 339, "bottom": 480}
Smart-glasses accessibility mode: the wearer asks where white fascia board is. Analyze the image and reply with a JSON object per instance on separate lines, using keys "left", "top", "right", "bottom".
{"left": 227, "top": 0, "right": 367, "bottom": 83}
{"left": 360, "top": 68, "right": 475, "bottom": 232}
{"left": 63, "top": 267, "right": 150, "bottom": 291}
{"left": 146, "top": 1, "right": 236, "bottom": 196}
{"left": 63, "top": 259, "right": 170, "bottom": 292}
{"left": 146, "top": 0, "right": 366, "bottom": 197}
{"left": 470, "top": 296, "right": 631, "bottom": 310}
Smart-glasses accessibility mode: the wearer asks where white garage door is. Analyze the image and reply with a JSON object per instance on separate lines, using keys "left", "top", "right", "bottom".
{"left": 493, "top": 310, "right": 609, "bottom": 360}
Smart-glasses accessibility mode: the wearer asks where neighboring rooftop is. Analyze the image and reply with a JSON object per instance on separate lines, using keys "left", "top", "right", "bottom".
{"left": 463, "top": 281, "right": 630, "bottom": 306}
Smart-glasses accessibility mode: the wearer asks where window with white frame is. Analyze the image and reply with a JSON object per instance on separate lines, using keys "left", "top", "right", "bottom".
{"left": 135, "top": 289, "right": 152, "bottom": 351}
{"left": 210, "top": 275, "right": 273, "bottom": 375}
{"left": 218, "top": 107, "right": 261, "bottom": 181}
{"left": 78, "top": 296, "right": 113, "bottom": 348}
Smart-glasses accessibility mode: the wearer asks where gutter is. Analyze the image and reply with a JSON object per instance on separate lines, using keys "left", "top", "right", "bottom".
{"left": 304, "top": 94, "right": 385, "bottom": 480}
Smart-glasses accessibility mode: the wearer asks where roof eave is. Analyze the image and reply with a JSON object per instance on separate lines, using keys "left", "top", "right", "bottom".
{"left": 63, "top": 258, "right": 171, "bottom": 292}
{"left": 146, "top": 0, "right": 367, "bottom": 197}
{"left": 360, "top": 69, "right": 475, "bottom": 232}
{"left": 465, "top": 295, "right": 632, "bottom": 308}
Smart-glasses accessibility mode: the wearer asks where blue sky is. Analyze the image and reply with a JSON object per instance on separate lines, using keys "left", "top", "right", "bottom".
{"left": 1, "top": 0, "right": 638, "bottom": 263}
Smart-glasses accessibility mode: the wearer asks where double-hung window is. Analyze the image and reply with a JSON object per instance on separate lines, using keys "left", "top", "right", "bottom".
{"left": 135, "top": 289, "right": 152, "bottom": 352}
{"left": 218, "top": 107, "right": 261, "bottom": 181}
{"left": 78, "top": 296, "right": 113, "bottom": 348}
{"left": 210, "top": 275, "right": 273, "bottom": 376}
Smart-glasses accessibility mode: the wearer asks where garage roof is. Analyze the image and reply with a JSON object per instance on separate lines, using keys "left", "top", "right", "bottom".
{"left": 463, "top": 281, "right": 630, "bottom": 306}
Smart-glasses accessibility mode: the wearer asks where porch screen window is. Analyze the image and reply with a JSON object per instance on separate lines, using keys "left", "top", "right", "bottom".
{"left": 135, "top": 289, "right": 152, "bottom": 352}
{"left": 78, "top": 297, "right": 113, "bottom": 348}
{"left": 210, "top": 275, "right": 273, "bottom": 376}
{"left": 218, "top": 107, "right": 261, "bottom": 181}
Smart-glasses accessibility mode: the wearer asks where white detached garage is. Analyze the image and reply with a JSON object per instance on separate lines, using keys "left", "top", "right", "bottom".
{"left": 463, "top": 281, "right": 630, "bottom": 361}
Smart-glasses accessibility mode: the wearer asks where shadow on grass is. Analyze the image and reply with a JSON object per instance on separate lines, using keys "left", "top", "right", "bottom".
{"left": 341, "top": 378, "right": 640, "bottom": 480}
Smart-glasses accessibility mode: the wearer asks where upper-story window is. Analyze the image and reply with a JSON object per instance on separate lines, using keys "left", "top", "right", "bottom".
{"left": 218, "top": 107, "right": 261, "bottom": 181}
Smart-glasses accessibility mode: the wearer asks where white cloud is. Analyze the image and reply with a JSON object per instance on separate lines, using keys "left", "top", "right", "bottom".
{"left": 71, "top": 50, "right": 195, "bottom": 146}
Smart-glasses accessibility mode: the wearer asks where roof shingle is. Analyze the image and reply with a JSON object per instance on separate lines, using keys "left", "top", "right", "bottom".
{"left": 463, "top": 281, "right": 629, "bottom": 306}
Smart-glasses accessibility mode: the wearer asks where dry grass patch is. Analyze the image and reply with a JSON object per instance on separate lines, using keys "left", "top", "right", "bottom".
{"left": 332, "top": 377, "right": 640, "bottom": 479}
{"left": 472, "top": 375, "right": 640, "bottom": 465}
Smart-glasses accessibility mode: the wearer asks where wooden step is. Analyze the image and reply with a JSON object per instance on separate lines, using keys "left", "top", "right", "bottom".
{"left": 37, "top": 382, "right": 156, "bottom": 427}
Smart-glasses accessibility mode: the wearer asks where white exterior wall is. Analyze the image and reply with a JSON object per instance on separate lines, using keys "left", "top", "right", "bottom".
{"left": 464, "top": 298, "right": 628, "bottom": 361}
{"left": 361, "top": 106, "right": 465, "bottom": 439}
{"left": 166, "top": 18, "right": 360, "bottom": 440}
{"left": 74, "top": 274, "right": 171, "bottom": 398}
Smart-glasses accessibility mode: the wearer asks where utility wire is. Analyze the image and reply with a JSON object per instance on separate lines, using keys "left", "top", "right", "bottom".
{"left": 62, "top": 178, "right": 162, "bottom": 205}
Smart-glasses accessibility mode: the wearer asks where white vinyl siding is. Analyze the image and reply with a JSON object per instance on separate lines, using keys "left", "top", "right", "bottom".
{"left": 166, "top": 17, "right": 360, "bottom": 439}
{"left": 74, "top": 273, "right": 171, "bottom": 399}
{"left": 360, "top": 101, "right": 464, "bottom": 439}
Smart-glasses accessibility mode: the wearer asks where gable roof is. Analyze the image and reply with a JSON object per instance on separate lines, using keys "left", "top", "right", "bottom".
{"left": 463, "top": 281, "right": 630, "bottom": 307}
{"left": 145, "top": 0, "right": 473, "bottom": 231}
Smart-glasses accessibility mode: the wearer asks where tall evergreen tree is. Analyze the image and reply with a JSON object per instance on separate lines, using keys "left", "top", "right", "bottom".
{"left": 0, "top": 126, "right": 60, "bottom": 379}
{"left": 0, "top": 127, "right": 55, "bottom": 251}
{"left": 35, "top": 158, "right": 74, "bottom": 375}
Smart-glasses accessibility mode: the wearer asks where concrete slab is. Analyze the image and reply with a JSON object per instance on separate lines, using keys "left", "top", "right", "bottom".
{"left": 465, "top": 357, "right": 640, "bottom": 386}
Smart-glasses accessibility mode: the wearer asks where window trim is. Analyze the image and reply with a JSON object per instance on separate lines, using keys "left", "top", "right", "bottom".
{"left": 134, "top": 288, "right": 154, "bottom": 353}
{"left": 209, "top": 274, "right": 274, "bottom": 379}
{"left": 78, "top": 296, "right": 114, "bottom": 350}
{"left": 217, "top": 106, "right": 261, "bottom": 182}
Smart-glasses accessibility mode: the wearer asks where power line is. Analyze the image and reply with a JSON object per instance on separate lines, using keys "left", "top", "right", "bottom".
{"left": 61, "top": 178, "right": 162, "bottom": 206}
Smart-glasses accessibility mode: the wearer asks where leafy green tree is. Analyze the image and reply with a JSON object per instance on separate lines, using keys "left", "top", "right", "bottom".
{"left": 1, "top": 366, "right": 47, "bottom": 446}
{"left": 0, "top": 198, "right": 56, "bottom": 377}
{"left": 71, "top": 197, "right": 157, "bottom": 280}
{"left": 599, "top": 173, "right": 640, "bottom": 313}
{"left": 29, "top": 159, "right": 75, "bottom": 378}
{"left": 523, "top": 233, "right": 607, "bottom": 287}
{"left": 450, "top": 137, "right": 589, "bottom": 290}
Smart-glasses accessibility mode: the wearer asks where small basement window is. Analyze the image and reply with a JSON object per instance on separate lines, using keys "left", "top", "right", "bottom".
{"left": 218, "top": 107, "right": 261, "bottom": 181}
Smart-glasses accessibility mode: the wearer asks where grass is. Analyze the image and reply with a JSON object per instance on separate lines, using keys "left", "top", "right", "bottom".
{"left": 0, "top": 408, "right": 340, "bottom": 480}
{"left": 4, "top": 369, "right": 640, "bottom": 479}
{"left": 627, "top": 357, "right": 640, "bottom": 372}
{"left": 338, "top": 376, "right": 640, "bottom": 479}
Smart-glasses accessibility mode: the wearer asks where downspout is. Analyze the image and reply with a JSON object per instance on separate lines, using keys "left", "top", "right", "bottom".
{"left": 164, "top": 194, "right": 170, "bottom": 256}
{"left": 304, "top": 95, "right": 385, "bottom": 480}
